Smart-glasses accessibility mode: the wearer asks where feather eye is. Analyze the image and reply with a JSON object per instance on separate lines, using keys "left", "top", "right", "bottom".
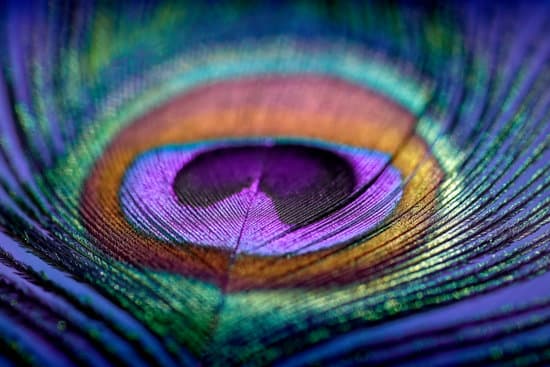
{"left": 82, "top": 75, "right": 436, "bottom": 290}
{"left": 0, "top": 1, "right": 549, "bottom": 366}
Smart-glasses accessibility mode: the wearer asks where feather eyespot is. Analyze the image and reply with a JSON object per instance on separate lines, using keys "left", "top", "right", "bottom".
{"left": 82, "top": 74, "right": 442, "bottom": 290}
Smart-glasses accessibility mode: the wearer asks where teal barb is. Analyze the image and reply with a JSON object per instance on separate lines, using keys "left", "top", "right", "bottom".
{"left": 0, "top": 1, "right": 549, "bottom": 366}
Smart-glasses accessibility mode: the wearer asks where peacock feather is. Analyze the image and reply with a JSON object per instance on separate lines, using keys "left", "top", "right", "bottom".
{"left": 0, "top": 1, "right": 549, "bottom": 366}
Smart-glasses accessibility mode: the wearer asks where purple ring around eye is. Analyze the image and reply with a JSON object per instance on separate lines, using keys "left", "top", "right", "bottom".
{"left": 119, "top": 138, "right": 403, "bottom": 256}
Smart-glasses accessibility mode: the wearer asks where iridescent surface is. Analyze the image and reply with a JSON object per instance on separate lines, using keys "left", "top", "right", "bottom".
{"left": 0, "top": 1, "right": 549, "bottom": 366}
{"left": 121, "top": 139, "right": 401, "bottom": 256}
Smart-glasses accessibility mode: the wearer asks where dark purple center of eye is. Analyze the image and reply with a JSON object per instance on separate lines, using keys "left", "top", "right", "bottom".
{"left": 173, "top": 145, "right": 356, "bottom": 225}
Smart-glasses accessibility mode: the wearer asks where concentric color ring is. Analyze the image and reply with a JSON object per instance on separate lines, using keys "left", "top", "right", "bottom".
{"left": 82, "top": 74, "right": 443, "bottom": 290}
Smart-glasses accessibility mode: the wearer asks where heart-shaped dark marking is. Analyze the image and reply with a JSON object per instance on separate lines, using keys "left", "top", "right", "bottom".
{"left": 173, "top": 144, "right": 356, "bottom": 225}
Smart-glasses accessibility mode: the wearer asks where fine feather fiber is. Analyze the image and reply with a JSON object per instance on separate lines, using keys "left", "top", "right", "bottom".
{"left": 0, "top": 1, "right": 549, "bottom": 366}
